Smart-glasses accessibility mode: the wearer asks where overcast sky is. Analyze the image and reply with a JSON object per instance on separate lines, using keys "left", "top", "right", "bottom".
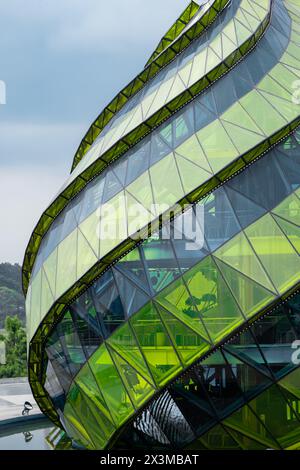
{"left": 0, "top": 0, "right": 189, "bottom": 264}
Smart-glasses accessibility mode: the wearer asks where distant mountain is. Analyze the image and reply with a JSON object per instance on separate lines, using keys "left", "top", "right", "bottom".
{"left": 0, "top": 263, "right": 25, "bottom": 327}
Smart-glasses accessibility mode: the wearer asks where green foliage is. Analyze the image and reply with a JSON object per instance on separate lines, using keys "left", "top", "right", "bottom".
{"left": 0, "top": 316, "right": 27, "bottom": 378}
{"left": 0, "top": 263, "right": 25, "bottom": 327}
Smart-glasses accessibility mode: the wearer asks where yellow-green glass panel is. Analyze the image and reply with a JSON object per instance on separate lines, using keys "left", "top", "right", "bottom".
{"left": 130, "top": 302, "right": 183, "bottom": 387}
{"left": 150, "top": 153, "right": 184, "bottom": 207}
{"left": 56, "top": 229, "right": 77, "bottom": 299}
{"left": 214, "top": 231, "right": 276, "bottom": 293}
{"left": 214, "top": 258, "right": 275, "bottom": 319}
{"left": 197, "top": 120, "right": 239, "bottom": 173}
{"left": 183, "top": 256, "right": 244, "bottom": 343}
{"left": 109, "top": 346, "right": 154, "bottom": 408}
{"left": 89, "top": 343, "right": 134, "bottom": 426}
{"left": 245, "top": 214, "right": 300, "bottom": 294}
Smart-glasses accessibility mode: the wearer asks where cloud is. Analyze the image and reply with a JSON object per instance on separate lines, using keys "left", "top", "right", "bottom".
{"left": 0, "top": 121, "right": 85, "bottom": 168}
{"left": 0, "top": 165, "right": 65, "bottom": 264}
{"left": 0, "top": 0, "right": 190, "bottom": 53}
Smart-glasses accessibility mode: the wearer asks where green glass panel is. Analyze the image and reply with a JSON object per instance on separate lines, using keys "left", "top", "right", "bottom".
{"left": 224, "top": 404, "right": 280, "bottom": 449}
{"left": 126, "top": 171, "right": 156, "bottom": 216}
{"left": 183, "top": 256, "right": 244, "bottom": 343}
{"left": 164, "top": 74, "right": 186, "bottom": 103}
{"left": 56, "top": 229, "right": 77, "bottom": 299}
{"left": 248, "top": 384, "right": 300, "bottom": 449}
{"left": 221, "top": 121, "right": 263, "bottom": 154}
{"left": 156, "top": 276, "right": 211, "bottom": 342}
{"left": 89, "top": 343, "right": 134, "bottom": 426}
{"left": 272, "top": 193, "right": 300, "bottom": 226}
{"left": 239, "top": 90, "right": 287, "bottom": 135}
{"left": 99, "top": 192, "right": 127, "bottom": 258}
{"left": 156, "top": 304, "right": 210, "bottom": 366}
{"left": 258, "top": 74, "right": 293, "bottom": 102}
{"left": 40, "top": 269, "right": 54, "bottom": 318}
{"left": 214, "top": 258, "right": 275, "bottom": 319}
{"left": 221, "top": 32, "right": 236, "bottom": 58}
{"left": 79, "top": 210, "right": 100, "bottom": 258}
{"left": 108, "top": 345, "right": 154, "bottom": 407}
{"left": 79, "top": 389, "right": 115, "bottom": 445}
{"left": 67, "top": 383, "right": 106, "bottom": 449}
{"left": 130, "top": 302, "right": 183, "bottom": 387}
{"left": 43, "top": 247, "right": 58, "bottom": 297}
{"left": 223, "top": 425, "right": 267, "bottom": 450}
{"left": 31, "top": 269, "right": 42, "bottom": 323}
{"left": 75, "top": 362, "right": 114, "bottom": 425}
{"left": 245, "top": 214, "right": 300, "bottom": 294}
{"left": 199, "top": 423, "right": 241, "bottom": 450}
{"left": 278, "top": 367, "right": 300, "bottom": 400}
{"left": 273, "top": 216, "right": 300, "bottom": 254}
{"left": 234, "top": 17, "right": 252, "bottom": 43}
{"left": 205, "top": 47, "right": 220, "bottom": 73}
{"left": 176, "top": 134, "right": 212, "bottom": 172}
{"left": 221, "top": 102, "right": 265, "bottom": 136}
{"left": 214, "top": 231, "right": 276, "bottom": 293}
{"left": 64, "top": 402, "right": 94, "bottom": 449}
{"left": 126, "top": 192, "right": 153, "bottom": 236}
{"left": 270, "top": 63, "right": 299, "bottom": 95}
{"left": 178, "top": 61, "right": 193, "bottom": 87}
{"left": 197, "top": 120, "right": 239, "bottom": 173}
{"left": 107, "top": 321, "right": 155, "bottom": 386}
{"left": 77, "top": 229, "right": 98, "bottom": 280}
{"left": 175, "top": 154, "right": 210, "bottom": 194}
{"left": 259, "top": 90, "right": 299, "bottom": 123}
{"left": 150, "top": 153, "right": 184, "bottom": 207}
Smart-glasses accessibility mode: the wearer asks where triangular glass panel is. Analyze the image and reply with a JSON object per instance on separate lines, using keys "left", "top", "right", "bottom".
{"left": 221, "top": 120, "right": 263, "bottom": 155}
{"left": 78, "top": 211, "right": 100, "bottom": 259}
{"left": 150, "top": 132, "right": 172, "bottom": 166}
{"left": 175, "top": 153, "right": 211, "bottom": 194}
{"left": 224, "top": 404, "right": 280, "bottom": 449}
{"left": 183, "top": 256, "right": 244, "bottom": 344}
{"left": 245, "top": 213, "right": 300, "bottom": 294}
{"left": 273, "top": 216, "right": 300, "bottom": 254}
{"left": 214, "top": 257, "right": 276, "bottom": 320}
{"left": 41, "top": 268, "right": 54, "bottom": 317}
{"left": 199, "top": 424, "right": 241, "bottom": 450}
{"left": 77, "top": 229, "right": 98, "bottom": 280}
{"left": 214, "top": 231, "right": 277, "bottom": 293}
{"left": 272, "top": 193, "right": 300, "bottom": 226}
{"left": 107, "top": 321, "right": 155, "bottom": 386}
{"left": 223, "top": 425, "right": 267, "bottom": 450}
{"left": 175, "top": 133, "right": 212, "bottom": 173}
{"left": 108, "top": 345, "right": 154, "bottom": 408}
{"left": 112, "top": 268, "right": 149, "bottom": 317}
{"left": 125, "top": 141, "right": 150, "bottom": 186}
{"left": 224, "top": 186, "right": 266, "bottom": 229}
{"left": 156, "top": 303, "right": 210, "bottom": 366}
{"left": 224, "top": 328, "right": 273, "bottom": 379}
{"left": 115, "top": 247, "right": 151, "bottom": 295}
{"left": 79, "top": 385, "right": 116, "bottom": 445}
{"left": 126, "top": 171, "right": 156, "bottom": 217}
{"left": 278, "top": 368, "right": 300, "bottom": 400}
{"left": 169, "top": 380, "right": 217, "bottom": 435}
{"left": 74, "top": 362, "right": 113, "bottom": 424}
{"left": 89, "top": 343, "right": 135, "bottom": 426}
{"left": 156, "top": 276, "right": 211, "bottom": 343}
{"left": 102, "top": 170, "right": 123, "bottom": 204}
{"left": 221, "top": 102, "right": 265, "bottom": 136}
{"left": 130, "top": 302, "right": 183, "bottom": 387}
{"left": 222, "top": 349, "right": 273, "bottom": 399}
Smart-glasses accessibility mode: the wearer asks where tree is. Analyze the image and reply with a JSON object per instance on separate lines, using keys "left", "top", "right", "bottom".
{"left": 0, "top": 315, "right": 27, "bottom": 378}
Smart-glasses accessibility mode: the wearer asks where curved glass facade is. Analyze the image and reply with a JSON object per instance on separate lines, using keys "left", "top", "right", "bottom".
{"left": 24, "top": 0, "right": 300, "bottom": 450}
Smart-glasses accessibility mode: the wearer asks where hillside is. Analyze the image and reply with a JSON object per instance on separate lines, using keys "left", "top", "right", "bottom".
{"left": 0, "top": 263, "right": 25, "bottom": 327}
